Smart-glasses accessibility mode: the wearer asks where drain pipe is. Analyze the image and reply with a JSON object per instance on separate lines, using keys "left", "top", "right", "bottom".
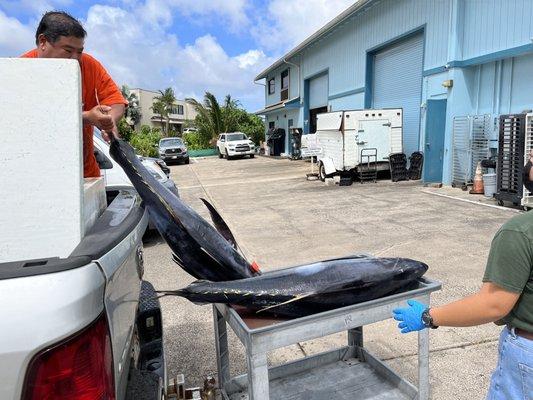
{"left": 283, "top": 58, "right": 301, "bottom": 100}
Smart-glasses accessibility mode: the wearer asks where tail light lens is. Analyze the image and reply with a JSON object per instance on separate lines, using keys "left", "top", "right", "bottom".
{"left": 22, "top": 313, "right": 115, "bottom": 400}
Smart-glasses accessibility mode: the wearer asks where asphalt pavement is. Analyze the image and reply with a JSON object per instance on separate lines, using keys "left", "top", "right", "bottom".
{"left": 141, "top": 155, "right": 517, "bottom": 399}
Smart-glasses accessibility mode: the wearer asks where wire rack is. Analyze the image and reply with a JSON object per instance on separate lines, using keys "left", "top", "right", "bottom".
{"left": 495, "top": 114, "right": 525, "bottom": 206}
{"left": 452, "top": 115, "right": 491, "bottom": 188}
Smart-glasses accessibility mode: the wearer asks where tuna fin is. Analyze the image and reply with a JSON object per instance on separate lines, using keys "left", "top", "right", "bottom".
{"left": 255, "top": 292, "right": 315, "bottom": 314}
{"left": 200, "top": 198, "right": 241, "bottom": 251}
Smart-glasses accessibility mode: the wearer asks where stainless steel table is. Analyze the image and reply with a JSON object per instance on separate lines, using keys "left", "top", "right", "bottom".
{"left": 213, "top": 277, "right": 441, "bottom": 400}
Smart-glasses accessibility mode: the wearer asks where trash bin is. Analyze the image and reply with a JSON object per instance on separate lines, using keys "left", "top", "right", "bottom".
{"left": 483, "top": 173, "right": 497, "bottom": 198}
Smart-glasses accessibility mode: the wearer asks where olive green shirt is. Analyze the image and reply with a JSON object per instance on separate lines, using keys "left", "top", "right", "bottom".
{"left": 483, "top": 211, "right": 533, "bottom": 332}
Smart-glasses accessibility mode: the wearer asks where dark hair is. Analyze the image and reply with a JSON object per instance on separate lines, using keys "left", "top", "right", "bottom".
{"left": 35, "top": 11, "right": 86, "bottom": 45}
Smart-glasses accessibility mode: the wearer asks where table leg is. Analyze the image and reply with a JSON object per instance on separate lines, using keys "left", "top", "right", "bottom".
{"left": 246, "top": 351, "right": 269, "bottom": 400}
{"left": 213, "top": 306, "right": 230, "bottom": 389}
{"left": 348, "top": 326, "right": 364, "bottom": 360}
{"left": 418, "top": 322, "right": 430, "bottom": 400}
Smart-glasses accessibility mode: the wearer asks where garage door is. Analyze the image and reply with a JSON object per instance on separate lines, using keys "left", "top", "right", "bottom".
{"left": 372, "top": 34, "right": 424, "bottom": 156}
{"left": 309, "top": 73, "right": 328, "bottom": 109}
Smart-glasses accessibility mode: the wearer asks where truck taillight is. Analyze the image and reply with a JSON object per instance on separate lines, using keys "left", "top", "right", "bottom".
{"left": 22, "top": 313, "right": 115, "bottom": 400}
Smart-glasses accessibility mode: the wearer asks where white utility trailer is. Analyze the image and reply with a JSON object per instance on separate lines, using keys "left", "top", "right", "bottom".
{"left": 316, "top": 109, "right": 403, "bottom": 181}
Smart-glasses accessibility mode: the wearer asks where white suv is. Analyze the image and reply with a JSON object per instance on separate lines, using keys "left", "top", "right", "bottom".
{"left": 217, "top": 132, "right": 256, "bottom": 159}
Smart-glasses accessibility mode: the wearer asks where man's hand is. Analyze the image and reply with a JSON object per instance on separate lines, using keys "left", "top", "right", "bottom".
{"left": 392, "top": 299, "right": 427, "bottom": 334}
{"left": 83, "top": 105, "right": 114, "bottom": 131}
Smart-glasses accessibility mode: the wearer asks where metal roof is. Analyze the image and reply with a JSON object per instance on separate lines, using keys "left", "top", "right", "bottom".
{"left": 254, "top": 0, "right": 374, "bottom": 81}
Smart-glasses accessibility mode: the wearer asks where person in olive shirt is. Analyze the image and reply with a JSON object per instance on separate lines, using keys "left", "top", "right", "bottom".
{"left": 393, "top": 211, "right": 533, "bottom": 399}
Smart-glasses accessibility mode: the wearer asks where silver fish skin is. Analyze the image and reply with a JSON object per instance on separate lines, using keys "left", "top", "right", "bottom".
{"left": 108, "top": 137, "right": 257, "bottom": 280}
{"left": 162, "top": 257, "right": 428, "bottom": 317}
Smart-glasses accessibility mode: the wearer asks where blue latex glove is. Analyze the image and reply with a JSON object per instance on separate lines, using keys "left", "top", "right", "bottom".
{"left": 392, "top": 299, "right": 428, "bottom": 334}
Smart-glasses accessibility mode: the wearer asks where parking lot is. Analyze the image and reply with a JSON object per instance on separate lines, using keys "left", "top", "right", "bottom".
{"left": 142, "top": 155, "right": 517, "bottom": 399}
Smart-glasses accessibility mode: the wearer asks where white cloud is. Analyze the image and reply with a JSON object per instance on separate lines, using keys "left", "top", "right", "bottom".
{"left": 0, "top": 0, "right": 359, "bottom": 111}
{"left": 82, "top": 4, "right": 272, "bottom": 110}
{"left": 252, "top": 0, "right": 355, "bottom": 53}
{"left": 135, "top": 0, "right": 249, "bottom": 32}
{"left": 0, "top": 0, "right": 72, "bottom": 17}
{"left": 0, "top": 10, "right": 35, "bottom": 55}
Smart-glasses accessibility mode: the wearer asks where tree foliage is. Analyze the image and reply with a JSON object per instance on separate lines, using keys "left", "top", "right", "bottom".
{"left": 120, "top": 85, "right": 141, "bottom": 126}
{"left": 188, "top": 92, "right": 265, "bottom": 149}
{"left": 129, "top": 125, "right": 162, "bottom": 157}
{"left": 154, "top": 87, "right": 177, "bottom": 136}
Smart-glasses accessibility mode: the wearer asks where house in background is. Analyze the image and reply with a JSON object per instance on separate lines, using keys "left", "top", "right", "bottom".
{"left": 254, "top": 0, "right": 533, "bottom": 185}
{"left": 130, "top": 88, "right": 199, "bottom": 134}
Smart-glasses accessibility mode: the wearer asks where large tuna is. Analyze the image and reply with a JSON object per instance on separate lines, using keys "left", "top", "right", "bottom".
{"left": 108, "top": 136, "right": 258, "bottom": 281}
{"left": 159, "top": 256, "right": 428, "bottom": 318}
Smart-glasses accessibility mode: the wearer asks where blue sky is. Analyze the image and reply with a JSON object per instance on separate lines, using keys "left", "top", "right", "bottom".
{"left": 0, "top": 0, "right": 355, "bottom": 111}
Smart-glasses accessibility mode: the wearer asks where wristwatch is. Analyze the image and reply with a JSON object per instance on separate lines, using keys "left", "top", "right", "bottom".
{"left": 421, "top": 308, "right": 438, "bottom": 329}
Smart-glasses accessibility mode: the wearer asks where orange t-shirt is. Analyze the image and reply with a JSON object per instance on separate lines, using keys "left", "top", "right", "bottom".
{"left": 21, "top": 50, "right": 128, "bottom": 178}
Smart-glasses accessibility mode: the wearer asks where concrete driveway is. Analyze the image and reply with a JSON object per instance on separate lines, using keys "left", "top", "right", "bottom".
{"left": 142, "top": 155, "right": 518, "bottom": 399}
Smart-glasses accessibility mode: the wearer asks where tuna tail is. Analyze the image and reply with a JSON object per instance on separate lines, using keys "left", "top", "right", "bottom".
{"left": 200, "top": 198, "right": 242, "bottom": 253}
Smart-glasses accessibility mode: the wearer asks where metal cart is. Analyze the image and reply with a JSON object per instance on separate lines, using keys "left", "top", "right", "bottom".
{"left": 213, "top": 277, "right": 441, "bottom": 400}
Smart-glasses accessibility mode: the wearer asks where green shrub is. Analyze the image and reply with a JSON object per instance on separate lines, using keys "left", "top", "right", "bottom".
{"left": 129, "top": 125, "right": 162, "bottom": 157}
{"left": 183, "top": 131, "right": 212, "bottom": 150}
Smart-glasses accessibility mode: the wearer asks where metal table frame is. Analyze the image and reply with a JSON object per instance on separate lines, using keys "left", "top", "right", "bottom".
{"left": 213, "top": 277, "right": 441, "bottom": 400}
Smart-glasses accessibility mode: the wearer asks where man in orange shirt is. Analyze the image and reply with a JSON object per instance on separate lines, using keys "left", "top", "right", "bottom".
{"left": 21, "top": 11, "right": 127, "bottom": 178}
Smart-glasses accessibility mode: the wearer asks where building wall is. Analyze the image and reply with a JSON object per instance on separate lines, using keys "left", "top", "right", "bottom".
{"left": 259, "top": 0, "right": 533, "bottom": 180}
{"left": 264, "top": 108, "right": 300, "bottom": 154}
{"left": 299, "top": 0, "right": 451, "bottom": 102}
{"left": 130, "top": 88, "right": 198, "bottom": 132}
{"left": 461, "top": 0, "right": 533, "bottom": 60}
{"left": 265, "top": 65, "right": 299, "bottom": 107}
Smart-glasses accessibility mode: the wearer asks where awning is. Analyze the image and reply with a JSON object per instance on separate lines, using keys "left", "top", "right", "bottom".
{"left": 254, "top": 97, "right": 300, "bottom": 115}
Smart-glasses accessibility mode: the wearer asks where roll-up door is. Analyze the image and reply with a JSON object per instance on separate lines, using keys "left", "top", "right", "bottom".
{"left": 309, "top": 74, "right": 328, "bottom": 110}
{"left": 373, "top": 34, "right": 424, "bottom": 156}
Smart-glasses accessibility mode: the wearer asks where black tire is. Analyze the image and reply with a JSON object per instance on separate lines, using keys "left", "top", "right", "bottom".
{"left": 250, "top": 154, "right": 255, "bottom": 158}
{"left": 318, "top": 162, "right": 326, "bottom": 182}
{"left": 225, "top": 150, "right": 231, "bottom": 160}
{"left": 498, "top": 200, "right": 504, "bottom": 207}
{"left": 185, "top": 158, "right": 190, "bottom": 164}
{"left": 218, "top": 151, "right": 223, "bottom": 159}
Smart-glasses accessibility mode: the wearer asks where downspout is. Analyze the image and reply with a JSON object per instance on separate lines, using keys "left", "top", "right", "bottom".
{"left": 253, "top": 79, "right": 268, "bottom": 144}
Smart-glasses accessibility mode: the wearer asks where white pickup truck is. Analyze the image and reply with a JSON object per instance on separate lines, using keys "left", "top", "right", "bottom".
{"left": 0, "top": 177, "right": 167, "bottom": 400}
{"left": 0, "top": 63, "right": 167, "bottom": 400}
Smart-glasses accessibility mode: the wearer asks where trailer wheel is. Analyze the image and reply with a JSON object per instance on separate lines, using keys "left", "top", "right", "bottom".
{"left": 318, "top": 162, "right": 326, "bottom": 182}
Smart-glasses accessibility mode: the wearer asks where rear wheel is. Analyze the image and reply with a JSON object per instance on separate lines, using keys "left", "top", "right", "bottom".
{"left": 250, "top": 154, "right": 255, "bottom": 158}
{"left": 318, "top": 161, "right": 326, "bottom": 182}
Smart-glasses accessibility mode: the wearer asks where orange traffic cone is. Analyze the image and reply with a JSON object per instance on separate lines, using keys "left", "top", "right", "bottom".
{"left": 470, "top": 161, "right": 484, "bottom": 194}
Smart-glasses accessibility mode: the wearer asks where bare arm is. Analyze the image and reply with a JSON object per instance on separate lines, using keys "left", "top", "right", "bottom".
{"left": 109, "top": 103, "right": 125, "bottom": 125}
{"left": 431, "top": 282, "right": 520, "bottom": 327}
{"left": 82, "top": 104, "right": 125, "bottom": 141}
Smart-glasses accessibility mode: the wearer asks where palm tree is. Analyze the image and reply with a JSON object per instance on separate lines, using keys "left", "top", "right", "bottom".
{"left": 221, "top": 95, "right": 241, "bottom": 133}
{"left": 187, "top": 92, "right": 225, "bottom": 143}
{"left": 154, "top": 87, "right": 177, "bottom": 135}
{"left": 150, "top": 100, "right": 166, "bottom": 133}
{"left": 120, "top": 85, "right": 141, "bottom": 126}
